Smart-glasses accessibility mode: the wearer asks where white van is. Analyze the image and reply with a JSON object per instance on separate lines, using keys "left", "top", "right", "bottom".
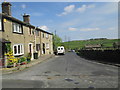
{"left": 57, "top": 46, "right": 65, "bottom": 55}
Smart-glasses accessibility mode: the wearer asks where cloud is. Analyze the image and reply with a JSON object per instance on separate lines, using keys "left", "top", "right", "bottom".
{"left": 57, "top": 4, "right": 95, "bottom": 16}
{"left": 21, "top": 4, "right": 26, "bottom": 9}
{"left": 76, "top": 4, "right": 95, "bottom": 13}
{"left": 38, "top": 25, "right": 49, "bottom": 31}
{"left": 76, "top": 5, "right": 86, "bottom": 13}
{"left": 80, "top": 28, "right": 100, "bottom": 31}
{"left": 57, "top": 5, "right": 75, "bottom": 16}
{"left": 64, "top": 5, "right": 75, "bottom": 13}
{"left": 68, "top": 27, "right": 77, "bottom": 31}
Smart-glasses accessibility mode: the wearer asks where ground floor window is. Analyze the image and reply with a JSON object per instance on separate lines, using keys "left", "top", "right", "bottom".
{"left": 46, "top": 43, "right": 49, "bottom": 49}
{"left": 13, "top": 44, "right": 24, "bottom": 56}
{"left": 36, "top": 44, "right": 40, "bottom": 51}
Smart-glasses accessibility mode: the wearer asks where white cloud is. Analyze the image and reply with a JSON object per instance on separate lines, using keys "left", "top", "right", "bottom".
{"left": 57, "top": 4, "right": 95, "bottom": 16}
{"left": 21, "top": 4, "right": 26, "bottom": 9}
{"left": 64, "top": 5, "right": 75, "bottom": 13}
{"left": 80, "top": 28, "right": 100, "bottom": 31}
{"left": 38, "top": 25, "right": 49, "bottom": 31}
{"left": 68, "top": 27, "right": 77, "bottom": 31}
{"left": 76, "top": 4, "right": 95, "bottom": 13}
{"left": 76, "top": 5, "right": 87, "bottom": 13}
{"left": 57, "top": 5, "right": 75, "bottom": 16}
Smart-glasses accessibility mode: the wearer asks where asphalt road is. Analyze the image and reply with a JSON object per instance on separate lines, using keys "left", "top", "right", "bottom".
{"left": 2, "top": 52, "right": 118, "bottom": 88}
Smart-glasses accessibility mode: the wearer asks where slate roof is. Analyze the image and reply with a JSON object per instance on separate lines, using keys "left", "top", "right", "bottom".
{"left": 0, "top": 13, "right": 53, "bottom": 35}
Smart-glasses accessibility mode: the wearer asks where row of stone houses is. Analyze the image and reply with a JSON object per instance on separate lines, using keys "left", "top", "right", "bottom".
{"left": 0, "top": 2, "right": 53, "bottom": 66}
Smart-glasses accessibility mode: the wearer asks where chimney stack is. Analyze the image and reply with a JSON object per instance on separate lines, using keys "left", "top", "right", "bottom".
{"left": 2, "top": 2, "right": 12, "bottom": 16}
{"left": 23, "top": 14, "right": 30, "bottom": 24}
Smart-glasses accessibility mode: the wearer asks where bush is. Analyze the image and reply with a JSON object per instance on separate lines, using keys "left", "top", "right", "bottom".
{"left": 26, "top": 53, "right": 31, "bottom": 59}
{"left": 5, "top": 51, "right": 19, "bottom": 66}
{"left": 19, "top": 57, "right": 26, "bottom": 63}
{"left": 7, "top": 60, "right": 14, "bottom": 66}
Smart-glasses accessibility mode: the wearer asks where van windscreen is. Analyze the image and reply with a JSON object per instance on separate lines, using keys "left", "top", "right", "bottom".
{"left": 58, "top": 48, "right": 60, "bottom": 50}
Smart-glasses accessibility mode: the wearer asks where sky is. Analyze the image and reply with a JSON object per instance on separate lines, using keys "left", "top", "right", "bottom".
{"left": 0, "top": 2, "right": 118, "bottom": 41}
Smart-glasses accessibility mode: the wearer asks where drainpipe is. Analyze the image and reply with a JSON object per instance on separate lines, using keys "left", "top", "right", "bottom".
{"left": 40, "top": 30, "right": 42, "bottom": 56}
{"left": 34, "top": 27, "right": 37, "bottom": 53}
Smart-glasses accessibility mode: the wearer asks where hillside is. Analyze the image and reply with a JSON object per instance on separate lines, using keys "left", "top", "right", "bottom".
{"left": 62, "top": 39, "right": 119, "bottom": 50}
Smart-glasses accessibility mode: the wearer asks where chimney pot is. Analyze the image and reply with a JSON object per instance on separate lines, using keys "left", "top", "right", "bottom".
{"left": 23, "top": 14, "right": 30, "bottom": 24}
{"left": 2, "top": 2, "right": 12, "bottom": 16}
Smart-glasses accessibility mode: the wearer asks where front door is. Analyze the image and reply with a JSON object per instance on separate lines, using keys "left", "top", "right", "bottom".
{"left": 43, "top": 43, "right": 45, "bottom": 54}
{"left": 29, "top": 43, "right": 33, "bottom": 60}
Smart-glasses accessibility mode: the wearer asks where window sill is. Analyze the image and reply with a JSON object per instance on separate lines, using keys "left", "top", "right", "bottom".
{"left": 13, "top": 54, "right": 24, "bottom": 56}
{"left": 13, "top": 32, "right": 23, "bottom": 34}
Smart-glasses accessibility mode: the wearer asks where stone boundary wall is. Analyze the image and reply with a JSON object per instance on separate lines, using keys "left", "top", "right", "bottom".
{"left": 77, "top": 49, "right": 120, "bottom": 64}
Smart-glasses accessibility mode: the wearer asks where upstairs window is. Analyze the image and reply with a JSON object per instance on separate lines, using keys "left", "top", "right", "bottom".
{"left": 29, "top": 28, "right": 32, "bottom": 35}
{"left": 42, "top": 32, "right": 44, "bottom": 38}
{"left": 36, "top": 30, "right": 39, "bottom": 36}
{"left": 13, "top": 22, "right": 22, "bottom": 33}
{"left": 50, "top": 35, "right": 53, "bottom": 41}
{"left": 32, "top": 29, "right": 34, "bottom": 35}
{"left": 46, "top": 33, "right": 49, "bottom": 39}
{"left": 29, "top": 28, "right": 34, "bottom": 35}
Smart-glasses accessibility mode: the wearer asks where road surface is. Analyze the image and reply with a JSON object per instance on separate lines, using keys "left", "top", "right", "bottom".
{"left": 2, "top": 52, "right": 118, "bottom": 88}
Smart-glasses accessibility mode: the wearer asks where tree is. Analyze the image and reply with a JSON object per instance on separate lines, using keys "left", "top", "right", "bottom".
{"left": 53, "top": 34, "right": 62, "bottom": 51}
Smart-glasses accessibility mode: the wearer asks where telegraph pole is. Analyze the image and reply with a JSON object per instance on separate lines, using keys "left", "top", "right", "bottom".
{"left": 53, "top": 30, "right": 56, "bottom": 52}
{"left": 55, "top": 30, "right": 56, "bottom": 36}
{"left": 67, "top": 36, "right": 71, "bottom": 50}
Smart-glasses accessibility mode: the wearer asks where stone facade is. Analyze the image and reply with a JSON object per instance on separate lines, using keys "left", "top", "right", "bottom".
{"left": 0, "top": 2, "right": 53, "bottom": 66}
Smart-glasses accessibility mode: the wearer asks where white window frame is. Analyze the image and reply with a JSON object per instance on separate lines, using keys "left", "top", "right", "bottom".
{"left": 42, "top": 32, "right": 44, "bottom": 38}
{"left": 29, "top": 28, "right": 34, "bottom": 35}
{"left": 36, "top": 30, "right": 39, "bottom": 36}
{"left": 46, "top": 43, "right": 49, "bottom": 49}
{"left": 36, "top": 44, "right": 40, "bottom": 51}
{"left": 46, "top": 33, "right": 49, "bottom": 39}
{"left": 50, "top": 35, "right": 52, "bottom": 41}
{"left": 13, "top": 44, "right": 24, "bottom": 56}
{"left": 13, "top": 22, "right": 22, "bottom": 33}
{"left": 0, "top": 17, "right": 2, "bottom": 31}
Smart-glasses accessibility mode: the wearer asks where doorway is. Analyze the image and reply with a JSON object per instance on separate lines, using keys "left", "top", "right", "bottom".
{"left": 42, "top": 43, "right": 45, "bottom": 54}
{"left": 28, "top": 43, "right": 33, "bottom": 60}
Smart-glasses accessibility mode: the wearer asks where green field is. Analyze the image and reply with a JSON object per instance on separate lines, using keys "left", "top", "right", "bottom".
{"left": 62, "top": 39, "right": 119, "bottom": 50}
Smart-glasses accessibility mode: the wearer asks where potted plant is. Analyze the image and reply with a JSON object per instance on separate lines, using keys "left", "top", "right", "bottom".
{"left": 7, "top": 60, "right": 14, "bottom": 68}
{"left": 26, "top": 53, "right": 31, "bottom": 63}
{"left": 19, "top": 57, "right": 27, "bottom": 65}
{"left": 5, "top": 50, "right": 19, "bottom": 68}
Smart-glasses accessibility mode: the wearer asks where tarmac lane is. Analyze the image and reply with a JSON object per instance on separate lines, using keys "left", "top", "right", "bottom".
{"left": 2, "top": 52, "right": 119, "bottom": 88}
{"left": 2, "top": 79, "right": 45, "bottom": 88}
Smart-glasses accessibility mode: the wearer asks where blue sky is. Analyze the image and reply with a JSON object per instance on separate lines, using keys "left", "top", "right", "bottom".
{"left": 0, "top": 2, "right": 118, "bottom": 41}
